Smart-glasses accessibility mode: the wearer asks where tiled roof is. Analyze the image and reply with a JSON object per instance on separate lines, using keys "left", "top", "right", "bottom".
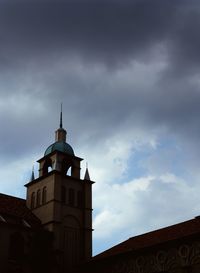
{"left": 94, "top": 217, "right": 200, "bottom": 260}
{"left": 0, "top": 193, "right": 41, "bottom": 228}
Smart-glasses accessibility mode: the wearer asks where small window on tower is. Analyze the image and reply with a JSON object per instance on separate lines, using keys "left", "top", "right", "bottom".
{"left": 31, "top": 192, "right": 35, "bottom": 209}
{"left": 61, "top": 186, "right": 66, "bottom": 203}
{"left": 43, "top": 158, "right": 52, "bottom": 175}
{"left": 36, "top": 189, "right": 41, "bottom": 207}
{"left": 68, "top": 188, "right": 75, "bottom": 206}
{"left": 42, "top": 187, "right": 47, "bottom": 204}
{"left": 77, "top": 191, "right": 83, "bottom": 208}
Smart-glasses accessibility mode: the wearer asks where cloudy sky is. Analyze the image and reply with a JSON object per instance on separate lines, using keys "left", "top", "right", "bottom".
{"left": 1, "top": 0, "right": 200, "bottom": 255}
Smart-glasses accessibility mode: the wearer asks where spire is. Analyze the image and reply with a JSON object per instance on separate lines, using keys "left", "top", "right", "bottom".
{"left": 55, "top": 103, "right": 67, "bottom": 142}
{"left": 30, "top": 166, "right": 35, "bottom": 181}
{"left": 60, "top": 103, "right": 63, "bottom": 129}
{"left": 84, "top": 163, "right": 91, "bottom": 180}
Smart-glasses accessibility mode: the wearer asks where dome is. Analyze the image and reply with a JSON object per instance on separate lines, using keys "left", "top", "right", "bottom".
{"left": 44, "top": 141, "right": 74, "bottom": 156}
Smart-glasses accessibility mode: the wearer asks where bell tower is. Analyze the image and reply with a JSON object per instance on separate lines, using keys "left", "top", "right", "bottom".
{"left": 25, "top": 109, "right": 93, "bottom": 272}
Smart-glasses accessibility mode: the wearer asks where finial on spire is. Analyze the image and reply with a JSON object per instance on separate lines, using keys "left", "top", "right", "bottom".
{"left": 60, "top": 103, "right": 63, "bottom": 128}
{"left": 55, "top": 103, "right": 67, "bottom": 142}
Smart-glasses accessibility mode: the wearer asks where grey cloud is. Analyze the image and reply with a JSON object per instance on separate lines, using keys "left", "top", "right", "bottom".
{"left": 0, "top": 0, "right": 198, "bottom": 73}
{"left": 0, "top": 0, "right": 200, "bottom": 163}
{"left": 0, "top": 1, "right": 178, "bottom": 68}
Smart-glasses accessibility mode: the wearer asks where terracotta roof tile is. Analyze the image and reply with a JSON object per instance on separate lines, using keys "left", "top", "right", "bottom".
{"left": 0, "top": 193, "right": 41, "bottom": 228}
{"left": 94, "top": 217, "right": 200, "bottom": 260}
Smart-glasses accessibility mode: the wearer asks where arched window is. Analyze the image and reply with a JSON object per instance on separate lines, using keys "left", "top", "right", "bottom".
{"left": 36, "top": 189, "right": 41, "bottom": 207}
{"left": 31, "top": 192, "right": 35, "bottom": 209}
{"left": 68, "top": 188, "right": 75, "bottom": 206}
{"left": 77, "top": 191, "right": 83, "bottom": 208}
{"left": 61, "top": 186, "right": 66, "bottom": 203}
{"left": 42, "top": 187, "right": 47, "bottom": 204}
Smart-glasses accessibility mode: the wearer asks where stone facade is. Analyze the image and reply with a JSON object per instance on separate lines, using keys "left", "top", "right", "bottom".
{"left": 95, "top": 242, "right": 200, "bottom": 273}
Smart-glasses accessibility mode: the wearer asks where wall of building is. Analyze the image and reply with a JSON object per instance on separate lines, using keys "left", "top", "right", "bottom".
{"left": 26, "top": 170, "right": 92, "bottom": 272}
{"left": 0, "top": 224, "right": 31, "bottom": 273}
{"left": 84, "top": 237, "right": 200, "bottom": 273}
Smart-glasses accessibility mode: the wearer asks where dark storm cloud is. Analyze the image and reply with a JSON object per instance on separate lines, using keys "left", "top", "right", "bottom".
{"left": 0, "top": 0, "right": 200, "bottom": 161}
{"left": 0, "top": 0, "right": 198, "bottom": 71}
{"left": 0, "top": 0, "right": 178, "bottom": 68}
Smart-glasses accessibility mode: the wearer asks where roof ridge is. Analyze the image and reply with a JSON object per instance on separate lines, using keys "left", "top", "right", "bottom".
{"left": 93, "top": 217, "right": 200, "bottom": 260}
{"left": 0, "top": 193, "right": 25, "bottom": 201}
{"left": 128, "top": 217, "right": 199, "bottom": 241}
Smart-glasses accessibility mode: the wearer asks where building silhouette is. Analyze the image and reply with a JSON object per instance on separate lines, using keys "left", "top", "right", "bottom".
{"left": 25, "top": 111, "right": 93, "bottom": 272}
{"left": 0, "top": 112, "right": 200, "bottom": 273}
{"left": 0, "top": 111, "right": 93, "bottom": 273}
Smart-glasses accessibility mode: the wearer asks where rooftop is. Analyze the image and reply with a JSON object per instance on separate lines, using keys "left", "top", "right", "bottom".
{"left": 0, "top": 193, "right": 41, "bottom": 228}
{"left": 94, "top": 217, "right": 200, "bottom": 260}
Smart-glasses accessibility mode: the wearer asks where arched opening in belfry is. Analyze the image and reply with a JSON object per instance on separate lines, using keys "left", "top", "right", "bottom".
{"left": 67, "top": 167, "right": 72, "bottom": 176}
{"left": 61, "top": 159, "right": 72, "bottom": 176}
{"left": 43, "top": 158, "right": 53, "bottom": 175}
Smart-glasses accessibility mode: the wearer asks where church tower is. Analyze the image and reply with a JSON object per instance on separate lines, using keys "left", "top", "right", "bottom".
{"left": 25, "top": 110, "right": 93, "bottom": 272}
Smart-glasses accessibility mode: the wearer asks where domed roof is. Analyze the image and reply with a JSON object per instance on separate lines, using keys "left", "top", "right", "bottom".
{"left": 44, "top": 141, "right": 74, "bottom": 156}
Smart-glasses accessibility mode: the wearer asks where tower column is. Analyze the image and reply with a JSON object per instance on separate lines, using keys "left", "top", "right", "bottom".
{"left": 25, "top": 108, "right": 93, "bottom": 272}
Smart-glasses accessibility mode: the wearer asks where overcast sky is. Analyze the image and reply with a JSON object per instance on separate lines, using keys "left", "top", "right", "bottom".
{"left": 1, "top": 0, "right": 200, "bottom": 255}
